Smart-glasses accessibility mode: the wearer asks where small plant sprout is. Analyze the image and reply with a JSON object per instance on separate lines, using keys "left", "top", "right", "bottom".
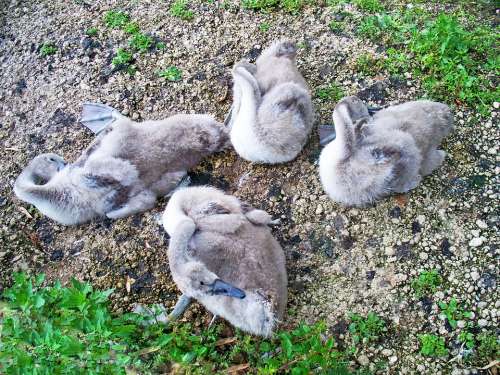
{"left": 123, "top": 22, "right": 140, "bottom": 35}
{"left": 112, "top": 48, "right": 133, "bottom": 67}
{"left": 354, "top": 0, "right": 384, "bottom": 12}
{"left": 129, "top": 33, "right": 154, "bottom": 52}
{"left": 85, "top": 27, "right": 98, "bottom": 37}
{"left": 349, "top": 312, "right": 387, "bottom": 344}
{"left": 242, "top": 0, "right": 303, "bottom": 13}
{"left": 329, "top": 20, "right": 343, "bottom": 33}
{"left": 458, "top": 330, "right": 475, "bottom": 350}
{"left": 159, "top": 66, "right": 182, "bottom": 82}
{"left": 104, "top": 10, "right": 130, "bottom": 28}
{"left": 419, "top": 334, "right": 448, "bottom": 357}
{"left": 477, "top": 333, "right": 500, "bottom": 359}
{"left": 40, "top": 42, "right": 57, "bottom": 57}
{"left": 355, "top": 53, "right": 382, "bottom": 76}
{"left": 241, "top": 0, "right": 279, "bottom": 11}
{"left": 412, "top": 269, "right": 442, "bottom": 297}
{"left": 259, "top": 22, "right": 271, "bottom": 32}
{"left": 170, "top": 0, "right": 194, "bottom": 20}
{"left": 438, "top": 298, "right": 472, "bottom": 329}
{"left": 316, "top": 83, "right": 344, "bottom": 101}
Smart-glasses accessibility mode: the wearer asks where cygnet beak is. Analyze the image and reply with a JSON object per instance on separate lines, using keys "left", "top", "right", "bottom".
{"left": 209, "top": 279, "right": 246, "bottom": 299}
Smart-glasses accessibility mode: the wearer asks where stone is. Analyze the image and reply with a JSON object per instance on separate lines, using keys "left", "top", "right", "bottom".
{"left": 478, "top": 319, "right": 488, "bottom": 327}
{"left": 476, "top": 219, "right": 487, "bottom": 229}
{"left": 469, "top": 237, "right": 484, "bottom": 247}
{"left": 357, "top": 354, "right": 369, "bottom": 366}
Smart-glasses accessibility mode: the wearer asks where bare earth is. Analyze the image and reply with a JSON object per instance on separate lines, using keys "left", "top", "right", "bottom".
{"left": 0, "top": 0, "right": 498, "bottom": 373}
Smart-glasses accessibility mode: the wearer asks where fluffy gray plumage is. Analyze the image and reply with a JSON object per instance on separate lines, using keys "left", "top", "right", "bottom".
{"left": 163, "top": 186, "right": 287, "bottom": 337}
{"left": 14, "top": 115, "right": 229, "bottom": 225}
{"left": 229, "top": 40, "right": 314, "bottom": 164}
{"left": 319, "top": 96, "right": 454, "bottom": 206}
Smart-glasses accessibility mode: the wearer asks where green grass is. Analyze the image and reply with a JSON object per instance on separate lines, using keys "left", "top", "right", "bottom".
{"left": 0, "top": 273, "right": 358, "bottom": 374}
{"left": 241, "top": 0, "right": 304, "bottom": 14}
{"left": 438, "top": 298, "right": 472, "bottom": 330}
{"left": 112, "top": 48, "right": 133, "bottom": 67}
{"left": 348, "top": 312, "right": 387, "bottom": 344}
{"left": 316, "top": 82, "right": 345, "bottom": 101}
{"left": 259, "top": 22, "right": 271, "bottom": 32}
{"left": 123, "top": 22, "right": 140, "bottom": 35}
{"left": 129, "top": 33, "right": 154, "bottom": 52}
{"left": 419, "top": 334, "right": 448, "bottom": 357}
{"left": 458, "top": 330, "right": 475, "bottom": 350}
{"left": 159, "top": 66, "right": 183, "bottom": 81}
{"left": 354, "top": 0, "right": 383, "bottom": 12}
{"left": 355, "top": 53, "right": 383, "bottom": 76}
{"left": 85, "top": 27, "right": 98, "bottom": 37}
{"left": 104, "top": 10, "right": 130, "bottom": 28}
{"left": 357, "top": 9, "right": 499, "bottom": 115}
{"left": 477, "top": 333, "right": 500, "bottom": 359}
{"left": 411, "top": 270, "right": 442, "bottom": 298}
{"left": 40, "top": 42, "right": 57, "bottom": 57}
{"left": 170, "top": 0, "right": 195, "bottom": 20}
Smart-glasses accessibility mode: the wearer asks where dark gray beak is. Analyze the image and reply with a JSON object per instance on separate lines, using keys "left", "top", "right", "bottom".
{"left": 318, "top": 124, "right": 337, "bottom": 147}
{"left": 210, "top": 279, "right": 246, "bottom": 299}
{"left": 367, "top": 106, "right": 383, "bottom": 115}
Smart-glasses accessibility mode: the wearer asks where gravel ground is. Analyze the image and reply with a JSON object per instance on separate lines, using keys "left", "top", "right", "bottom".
{"left": 0, "top": 0, "right": 498, "bottom": 373}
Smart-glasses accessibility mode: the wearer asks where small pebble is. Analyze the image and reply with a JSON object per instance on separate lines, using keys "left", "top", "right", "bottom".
{"left": 469, "top": 237, "right": 484, "bottom": 247}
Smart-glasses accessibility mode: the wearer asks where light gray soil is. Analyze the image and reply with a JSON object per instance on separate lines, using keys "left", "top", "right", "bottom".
{"left": 0, "top": 0, "right": 498, "bottom": 373}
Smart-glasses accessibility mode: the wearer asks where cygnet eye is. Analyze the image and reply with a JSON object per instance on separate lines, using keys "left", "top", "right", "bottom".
{"left": 49, "top": 157, "right": 56, "bottom": 162}
{"left": 200, "top": 281, "right": 205, "bottom": 286}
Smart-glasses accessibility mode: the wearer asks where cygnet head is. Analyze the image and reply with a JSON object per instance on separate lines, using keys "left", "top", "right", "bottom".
{"left": 181, "top": 262, "right": 246, "bottom": 300}
{"left": 23, "top": 153, "right": 67, "bottom": 185}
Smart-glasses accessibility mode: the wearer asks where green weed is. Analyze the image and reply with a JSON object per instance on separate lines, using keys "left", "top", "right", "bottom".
{"left": 355, "top": 53, "right": 383, "bottom": 76}
{"left": 419, "top": 334, "right": 448, "bottom": 357}
{"left": 159, "top": 66, "right": 183, "bottom": 81}
{"left": 40, "top": 42, "right": 57, "bottom": 57}
{"left": 458, "top": 330, "right": 475, "bottom": 350}
{"left": 241, "top": 0, "right": 303, "bottom": 13}
{"left": 329, "top": 20, "right": 344, "bottom": 32}
{"left": 259, "top": 22, "right": 271, "bottom": 32}
{"left": 85, "top": 27, "right": 98, "bottom": 37}
{"left": 316, "top": 83, "right": 345, "bottom": 101}
{"left": 477, "top": 333, "right": 499, "bottom": 359}
{"left": 104, "top": 10, "right": 130, "bottom": 28}
{"left": 349, "top": 312, "right": 387, "bottom": 344}
{"left": 129, "top": 32, "right": 154, "bottom": 52}
{"left": 410, "top": 14, "right": 498, "bottom": 112}
{"left": 326, "top": 0, "right": 348, "bottom": 6}
{"left": 412, "top": 270, "right": 442, "bottom": 298}
{"left": 438, "top": 298, "right": 472, "bottom": 330}
{"left": 112, "top": 48, "right": 133, "bottom": 66}
{"left": 354, "top": 0, "right": 383, "bottom": 12}
{"left": 170, "top": 0, "right": 195, "bottom": 20}
{"left": 357, "top": 10, "right": 498, "bottom": 115}
{"left": 0, "top": 273, "right": 356, "bottom": 373}
{"left": 123, "top": 22, "right": 140, "bottom": 35}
